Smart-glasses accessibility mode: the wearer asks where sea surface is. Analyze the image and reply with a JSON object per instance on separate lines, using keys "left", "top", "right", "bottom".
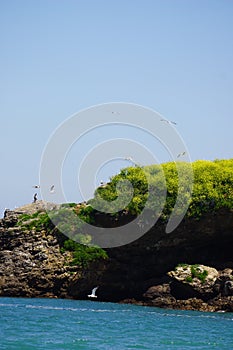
{"left": 0, "top": 297, "right": 232, "bottom": 350}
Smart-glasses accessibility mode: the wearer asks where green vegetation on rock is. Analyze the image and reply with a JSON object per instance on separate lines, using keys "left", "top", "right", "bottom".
{"left": 60, "top": 239, "right": 108, "bottom": 268}
{"left": 17, "top": 207, "right": 108, "bottom": 268}
{"left": 190, "top": 264, "right": 208, "bottom": 283}
{"left": 15, "top": 159, "right": 233, "bottom": 269}
{"left": 185, "top": 276, "right": 193, "bottom": 283}
{"left": 17, "top": 212, "right": 53, "bottom": 231}
{"left": 175, "top": 264, "right": 209, "bottom": 284}
{"left": 88, "top": 159, "right": 233, "bottom": 221}
{"left": 189, "top": 159, "right": 233, "bottom": 215}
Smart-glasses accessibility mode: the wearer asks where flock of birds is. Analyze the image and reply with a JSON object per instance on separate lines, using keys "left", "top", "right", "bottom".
{"left": 29, "top": 116, "right": 185, "bottom": 300}
{"left": 32, "top": 184, "right": 55, "bottom": 203}
{"left": 30, "top": 117, "right": 185, "bottom": 203}
{"left": 111, "top": 115, "right": 186, "bottom": 159}
{"left": 159, "top": 118, "right": 186, "bottom": 158}
{"left": 32, "top": 185, "right": 55, "bottom": 192}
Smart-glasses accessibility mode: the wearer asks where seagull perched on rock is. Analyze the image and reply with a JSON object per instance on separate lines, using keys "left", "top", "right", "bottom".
{"left": 88, "top": 286, "right": 99, "bottom": 298}
{"left": 160, "top": 118, "right": 177, "bottom": 125}
{"left": 100, "top": 181, "right": 107, "bottom": 188}
{"left": 33, "top": 193, "right": 38, "bottom": 203}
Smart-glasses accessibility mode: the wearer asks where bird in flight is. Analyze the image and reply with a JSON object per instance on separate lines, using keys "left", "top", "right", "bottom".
{"left": 160, "top": 118, "right": 177, "bottom": 125}
{"left": 177, "top": 151, "right": 186, "bottom": 158}
{"left": 32, "top": 185, "right": 40, "bottom": 188}
{"left": 88, "top": 286, "right": 99, "bottom": 298}
{"left": 125, "top": 156, "right": 140, "bottom": 167}
{"left": 50, "top": 185, "right": 55, "bottom": 193}
{"left": 111, "top": 111, "right": 120, "bottom": 115}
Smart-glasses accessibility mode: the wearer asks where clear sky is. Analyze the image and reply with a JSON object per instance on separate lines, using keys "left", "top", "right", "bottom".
{"left": 1, "top": 0, "right": 233, "bottom": 216}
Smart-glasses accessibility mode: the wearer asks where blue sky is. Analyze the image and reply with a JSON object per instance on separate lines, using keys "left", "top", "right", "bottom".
{"left": 0, "top": 0, "right": 233, "bottom": 215}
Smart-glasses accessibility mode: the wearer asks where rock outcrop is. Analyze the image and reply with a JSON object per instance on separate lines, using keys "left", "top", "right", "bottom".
{"left": 141, "top": 266, "right": 233, "bottom": 312}
{"left": 0, "top": 204, "right": 70, "bottom": 298}
{"left": 168, "top": 264, "right": 219, "bottom": 299}
{"left": 0, "top": 202, "right": 108, "bottom": 299}
{"left": 0, "top": 202, "right": 233, "bottom": 312}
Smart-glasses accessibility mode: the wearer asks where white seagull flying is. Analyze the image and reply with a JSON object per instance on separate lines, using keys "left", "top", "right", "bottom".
{"left": 125, "top": 156, "right": 140, "bottom": 167}
{"left": 160, "top": 118, "right": 177, "bottom": 125}
{"left": 50, "top": 185, "right": 55, "bottom": 193}
{"left": 88, "top": 286, "right": 99, "bottom": 298}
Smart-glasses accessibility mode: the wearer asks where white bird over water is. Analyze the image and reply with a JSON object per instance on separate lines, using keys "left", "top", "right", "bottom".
{"left": 88, "top": 286, "right": 99, "bottom": 298}
{"left": 32, "top": 185, "right": 40, "bottom": 188}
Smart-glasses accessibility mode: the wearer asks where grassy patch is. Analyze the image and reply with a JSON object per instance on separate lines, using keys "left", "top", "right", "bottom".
{"left": 60, "top": 239, "right": 108, "bottom": 268}
{"left": 185, "top": 276, "right": 193, "bottom": 283}
{"left": 17, "top": 212, "right": 53, "bottom": 231}
{"left": 175, "top": 264, "right": 209, "bottom": 284}
{"left": 190, "top": 265, "right": 208, "bottom": 283}
{"left": 87, "top": 159, "right": 233, "bottom": 221}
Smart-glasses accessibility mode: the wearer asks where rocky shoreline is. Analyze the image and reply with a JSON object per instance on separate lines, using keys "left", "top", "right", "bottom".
{"left": 120, "top": 266, "right": 233, "bottom": 312}
{"left": 0, "top": 202, "right": 233, "bottom": 312}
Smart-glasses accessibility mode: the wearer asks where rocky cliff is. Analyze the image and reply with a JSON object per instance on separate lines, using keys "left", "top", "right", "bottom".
{"left": 0, "top": 201, "right": 233, "bottom": 312}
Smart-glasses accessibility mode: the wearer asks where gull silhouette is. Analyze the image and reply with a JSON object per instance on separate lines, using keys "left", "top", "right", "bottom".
{"left": 177, "top": 151, "right": 186, "bottom": 158}
{"left": 160, "top": 118, "right": 177, "bottom": 125}
{"left": 125, "top": 156, "right": 141, "bottom": 167}
{"left": 32, "top": 185, "right": 40, "bottom": 188}
{"left": 50, "top": 185, "right": 55, "bottom": 193}
{"left": 88, "top": 286, "right": 99, "bottom": 298}
{"left": 33, "top": 193, "right": 38, "bottom": 203}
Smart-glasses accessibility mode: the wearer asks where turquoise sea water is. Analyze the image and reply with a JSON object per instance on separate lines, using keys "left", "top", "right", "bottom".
{"left": 0, "top": 297, "right": 232, "bottom": 350}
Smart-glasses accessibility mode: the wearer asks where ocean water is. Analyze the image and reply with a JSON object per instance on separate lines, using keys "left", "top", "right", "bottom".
{"left": 0, "top": 297, "right": 232, "bottom": 350}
